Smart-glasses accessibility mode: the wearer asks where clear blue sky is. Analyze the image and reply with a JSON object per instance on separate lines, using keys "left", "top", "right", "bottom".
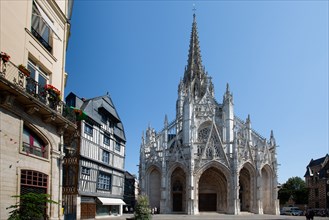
{"left": 66, "top": 1, "right": 328, "bottom": 184}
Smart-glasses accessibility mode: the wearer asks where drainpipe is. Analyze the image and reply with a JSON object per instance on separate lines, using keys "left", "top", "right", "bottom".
{"left": 58, "top": 132, "right": 65, "bottom": 220}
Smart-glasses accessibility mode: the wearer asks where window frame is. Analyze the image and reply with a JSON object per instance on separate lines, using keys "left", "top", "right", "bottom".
{"left": 26, "top": 60, "right": 49, "bottom": 96}
{"left": 97, "top": 172, "right": 111, "bottom": 191}
{"left": 115, "top": 141, "right": 121, "bottom": 152}
{"left": 103, "top": 134, "right": 110, "bottom": 146}
{"left": 102, "top": 150, "right": 109, "bottom": 164}
{"left": 101, "top": 113, "right": 107, "bottom": 123}
{"left": 31, "top": 1, "right": 52, "bottom": 52}
{"left": 84, "top": 123, "right": 93, "bottom": 136}
{"left": 22, "top": 125, "right": 48, "bottom": 159}
{"left": 21, "top": 170, "right": 48, "bottom": 189}
{"left": 81, "top": 167, "right": 91, "bottom": 176}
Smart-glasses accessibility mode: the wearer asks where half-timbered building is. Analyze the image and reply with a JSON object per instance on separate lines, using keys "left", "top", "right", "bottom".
{"left": 63, "top": 92, "right": 126, "bottom": 219}
{"left": 139, "top": 14, "right": 280, "bottom": 215}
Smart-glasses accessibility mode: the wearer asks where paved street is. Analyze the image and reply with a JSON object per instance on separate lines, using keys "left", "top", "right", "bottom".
{"left": 104, "top": 213, "right": 328, "bottom": 220}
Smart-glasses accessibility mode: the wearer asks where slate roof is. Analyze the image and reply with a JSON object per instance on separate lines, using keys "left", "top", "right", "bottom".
{"left": 66, "top": 92, "right": 126, "bottom": 141}
{"left": 304, "top": 154, "right": 329, "bottom": 178}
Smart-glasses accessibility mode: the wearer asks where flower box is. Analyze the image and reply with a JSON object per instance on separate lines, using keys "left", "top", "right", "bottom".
{"left": 44, "top": 84, "right": 61, "bottom": 102}
{"left": 18, "top": 64, "right": 30, "bottom": 77}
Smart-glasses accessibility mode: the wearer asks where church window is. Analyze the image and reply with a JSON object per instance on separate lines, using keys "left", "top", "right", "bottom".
{"left": 198, "top": 127, "right": 210, "bottom": 142}
{"left": 206, "top": 147, "right": 213, "bottom": 158}
{"left": 22, "top": 125, "right": 47, "bottom": 159}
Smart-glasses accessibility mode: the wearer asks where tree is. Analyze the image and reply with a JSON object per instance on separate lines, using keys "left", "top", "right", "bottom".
{"left": 278, "top": 176, "right": 308, "bottom": 205}
{"left": 134, "top": 195, "right": 151, "bottom": 220}
{"left": 6, "top": 193, "right": 58, "bottom": 220}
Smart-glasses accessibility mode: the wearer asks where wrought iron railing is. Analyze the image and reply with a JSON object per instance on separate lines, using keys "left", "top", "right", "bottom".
{"left": 31, "top": 27, "right": 52, "bottom": 53}
{"left": 0, "top": 59, "right": 76, "bottom": 123}
{"left": 22, "top": 142, "right": 47, "bottom": 159}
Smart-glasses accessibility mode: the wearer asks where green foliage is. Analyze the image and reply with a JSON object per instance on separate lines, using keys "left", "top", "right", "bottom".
{"left": 134, "top": 195, "right": 151, "bottom": 220}
{"left": 278, "top": 176, "right": 308, "bottom": 205}
{"left": 6, "top": 193, "right": 58, "bottom": 220}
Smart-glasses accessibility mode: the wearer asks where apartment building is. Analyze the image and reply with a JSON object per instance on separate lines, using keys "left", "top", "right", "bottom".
{"left": 63, "top": 92, "right": 126, "bottom": 219}
{"left": 0, "top": 1, "right": 74, "bottom": 219}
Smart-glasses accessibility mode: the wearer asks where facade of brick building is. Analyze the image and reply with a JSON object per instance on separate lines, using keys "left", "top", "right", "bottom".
{"left": 304, "top": 154, "right": 329, "bottom": 209}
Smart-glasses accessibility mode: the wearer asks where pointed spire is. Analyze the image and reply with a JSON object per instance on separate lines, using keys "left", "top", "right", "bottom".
{"left": 183, "top": 13, "right": 205, "bottom": 85}
{"left": 164, "top": 114, "right": 168, "bottom": 127}
{"left": 270, "top": 130, "right": 276, "bottom": 146}
{"left": 246, "top": 114, "right": 251, "bottom": 124}
{"left": 226, "top": 83, "right": 230, "bottom": 94}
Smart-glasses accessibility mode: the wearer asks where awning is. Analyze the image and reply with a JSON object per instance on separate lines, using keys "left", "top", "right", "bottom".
{"left": 97, "top": 197, "right": 126, "bottom": 205}
{"left": 34, "top": 1, "right": 61, "bottom": 41}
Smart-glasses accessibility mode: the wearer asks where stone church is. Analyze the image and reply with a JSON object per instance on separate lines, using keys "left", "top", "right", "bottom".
{"left": 139, "top": 14, "right": 279, "bottom": 215}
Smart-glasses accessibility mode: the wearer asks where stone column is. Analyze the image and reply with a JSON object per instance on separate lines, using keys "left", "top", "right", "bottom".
{"left": 229, "top": 134, "right": 239, "bottom": 214}
{"left": 255, "top": 171, "right": 263, "bottom": 214}
{"left": 187, "top": 170, "right": 195, "bottom": 215}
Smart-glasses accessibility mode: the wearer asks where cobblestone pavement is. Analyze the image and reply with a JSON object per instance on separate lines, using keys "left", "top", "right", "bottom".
{"left": 104, "top": 213, "right": 328, "bottom": 220}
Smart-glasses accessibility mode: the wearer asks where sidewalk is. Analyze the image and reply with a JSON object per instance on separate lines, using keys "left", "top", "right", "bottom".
{"left": 104, "top": 213, "right": 325, "bottom": 220}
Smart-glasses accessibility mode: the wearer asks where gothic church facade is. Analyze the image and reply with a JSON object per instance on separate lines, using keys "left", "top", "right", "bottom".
{"left": 139, "top": 14, "right": 279, "bottom": 215}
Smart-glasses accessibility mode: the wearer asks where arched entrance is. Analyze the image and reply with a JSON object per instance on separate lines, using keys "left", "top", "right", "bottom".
{"left": 198, "top": 167, "right": 227, "bottom": 212}
{"left": 261, "top": 165, "right": 272, "bottom": 214}
{"left": 147, "top": 166, "right": 161, "bottom": 210}
{"left": 171, "top": 167, "right": 186, "bottom": 212}
{"left": 239, "top": 166, "right": 252, "bottom": 212}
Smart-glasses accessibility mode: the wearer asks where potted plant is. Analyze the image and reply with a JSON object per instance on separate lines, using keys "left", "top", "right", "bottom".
{"left": 44, "top": 84, "right": 61, "bottom": 102}
{"left": 0, "top": 52, "right": 10, "bottom": 63}
{"left": 18, "top": 64, "right": 30, "bottom": 77}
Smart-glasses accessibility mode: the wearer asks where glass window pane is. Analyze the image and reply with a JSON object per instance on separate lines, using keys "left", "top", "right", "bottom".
{"left": 27, "top": 63, "right": 36, "bottom": 80}
{"left": 38, "top": 74, "right": 47, "bottom": 88}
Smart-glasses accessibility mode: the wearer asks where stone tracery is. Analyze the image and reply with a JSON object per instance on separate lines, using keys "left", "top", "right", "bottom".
{"left": 139, "top": 13, "right": 279, "bottom": 215}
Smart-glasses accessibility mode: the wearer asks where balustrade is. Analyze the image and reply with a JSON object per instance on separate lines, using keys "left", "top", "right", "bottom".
{"left": 0, "top": 58, "right": 76, "bottom": 123}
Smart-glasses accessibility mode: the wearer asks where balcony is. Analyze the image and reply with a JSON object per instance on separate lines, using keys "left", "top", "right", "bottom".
{"left": 0, "top": 57, "right": 76, "bottom": 133}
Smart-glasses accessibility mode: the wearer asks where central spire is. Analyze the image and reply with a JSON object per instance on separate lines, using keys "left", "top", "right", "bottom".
{"left": 183, "top": 13, "right": 205, "bottom": 86}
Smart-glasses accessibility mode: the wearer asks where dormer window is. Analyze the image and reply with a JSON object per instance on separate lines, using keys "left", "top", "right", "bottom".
{"left": 101, "top": 114, "right": 107, "bottom": 123}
